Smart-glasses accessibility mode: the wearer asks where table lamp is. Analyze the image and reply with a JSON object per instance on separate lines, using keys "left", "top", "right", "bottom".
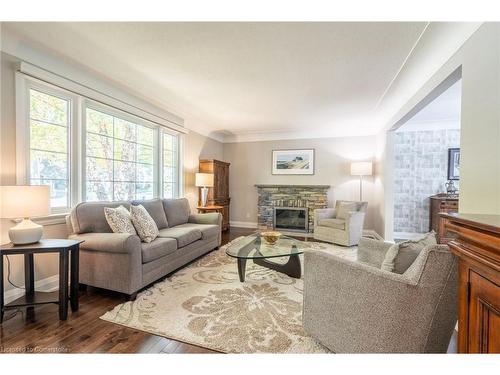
{"left": 0, "top": 185, "right": 50, "bottom": 244}
{"left": 350, "top": 161, "right": 373, "bottom": 201}
{"left": 195, "top": 173, "right": 214, "bottom": 207}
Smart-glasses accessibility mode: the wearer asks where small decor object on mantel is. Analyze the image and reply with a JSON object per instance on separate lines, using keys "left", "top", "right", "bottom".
{"left": 447, "top": 148, "right": 460, "bottom": 180}
{"left": 445, "top": 180, "right": 458, "bottom": 197}
{"left": 272, "top": 149, "right": 314, "bottom": 175}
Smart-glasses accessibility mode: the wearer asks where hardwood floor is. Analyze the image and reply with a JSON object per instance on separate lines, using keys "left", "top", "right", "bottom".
{"left": 0, "top": 227, "right": 457, "bottom": 353}
{"left": 0, "top": 227, "right": 253, "bottom": 354}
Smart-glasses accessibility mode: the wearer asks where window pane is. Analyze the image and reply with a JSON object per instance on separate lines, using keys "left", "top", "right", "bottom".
{"left": 86, "top": 133, "right": 113, "bottom": 159}
{"left": 30, "top": 150, "right": 67, "bottom": 180}
{"left": 86, "top": 108, "right": 113, "bottom": 136}
{"left": 137, "top": 163, "right": 153, "bottom": 182}
{"left": 31, "top": 179, "right": 68, "bottom": 208}
{"left": 86, "top": 181, "right": 113, "bottom": 202}
{"left": 163, "top": 182, "right": 173, "bottom": 199}
{"left": 136, "top": 183, "right": 154, "bottom": 200}
{"left": 30, "top": 121, "right": 67, "bottom": 153}
{"left": 137, "top": 125, "right": 154, "bottom": 146}
{"left": 137, "top": 144, "right": 153, "bottom": 164}
{"left": 114, "top": 118, "right": 136, "bottom": 142}
{"left": 86, "top": 157, "right": 113, "bottom": 181}
{"left": 114, "top": 160, "right": 135, "bottom": 182}
{"left": 114, "top": 139, "right": 136, "bottom": 162}
{"left": 163, "top": 134, "right": 174, "bottom": 150}
{"left": 163, "top": 150, "right": 174, "bottom": 166}
{"left": 114, "top": 182, "right": 135, "bottom": 200}
{"left": 30, "top": 89, "right": 68, "bottom": 126}
{"left": 163, "top": 166, "right": 174, "bottom": 182}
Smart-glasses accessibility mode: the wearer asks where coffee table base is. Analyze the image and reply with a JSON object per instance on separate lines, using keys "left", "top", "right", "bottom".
{"left": 237, "top": 254, "right": 301, "bottom": 282}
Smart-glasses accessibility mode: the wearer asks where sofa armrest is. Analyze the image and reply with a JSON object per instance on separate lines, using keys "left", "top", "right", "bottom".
{"left": 356, "top": 237, "right": 393, "bottom": 268}
{"left": 188, "top": 213, "right": 222, "bottom": 226}
{"left": 314, "top": 208, "right": 336, "bottom": 225}
{"left": 68, "top": 232, "right": 141, "bottom": 254}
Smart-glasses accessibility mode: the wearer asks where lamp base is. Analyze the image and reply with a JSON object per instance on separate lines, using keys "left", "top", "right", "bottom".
{"left": 8, "top": 218, "right": 43, "bottom": 245}
{"left": 200, "top": 186, "right": 209, "bottom": 207}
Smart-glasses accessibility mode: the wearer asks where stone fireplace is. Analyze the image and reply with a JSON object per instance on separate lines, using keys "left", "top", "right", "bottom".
{"left": 255, "top": 185, "right": 330, "bottom": 233}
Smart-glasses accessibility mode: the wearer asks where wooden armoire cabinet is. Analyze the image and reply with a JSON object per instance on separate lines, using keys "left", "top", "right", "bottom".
{"left": 199, "top": 159, "right": 230, "bottom": 231}
{"left": 442, "top": 213, "right": 500, "bottom": 353}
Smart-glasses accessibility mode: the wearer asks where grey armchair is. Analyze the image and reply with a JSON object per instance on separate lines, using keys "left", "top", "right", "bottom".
{"left": 313, "top": 200, "right": 367, "bottom": 246}
{"left": 303, "top": 238, "right": 458, "bottom": 353}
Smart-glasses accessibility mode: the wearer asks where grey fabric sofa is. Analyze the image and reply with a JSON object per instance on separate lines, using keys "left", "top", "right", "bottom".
{"left": 303, "top": 237, "right": 458, "bottom": 353}
{"left": 313, "top": 200, "right": 368, "bottom": 246}
{"left": 66, "top": 198, "right": 221, "bottom": 299}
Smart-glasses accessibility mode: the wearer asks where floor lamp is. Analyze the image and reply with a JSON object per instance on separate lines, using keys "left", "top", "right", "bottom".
{"left": 350, "top": 162, "right": 373, "bottom": 201}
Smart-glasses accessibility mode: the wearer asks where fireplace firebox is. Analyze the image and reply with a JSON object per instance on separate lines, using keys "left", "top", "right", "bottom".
{"left": 274, "top": 207, "right": 308, "bottom": 233}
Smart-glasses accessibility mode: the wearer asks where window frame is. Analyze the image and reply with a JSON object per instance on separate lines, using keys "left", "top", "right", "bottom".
{"left": 16, "top": 75, "right": 181, "bottom": 215}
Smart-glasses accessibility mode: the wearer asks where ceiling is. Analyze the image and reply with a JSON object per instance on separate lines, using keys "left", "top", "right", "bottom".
{"left": 397, "top": 79, "right": 462, "bottom": 131}
{"left": 1, "top": 22, "right": 478, "bottom": 142}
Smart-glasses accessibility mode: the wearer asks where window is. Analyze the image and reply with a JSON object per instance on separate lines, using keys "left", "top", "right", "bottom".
{"left": 84, "top": 106, "right": 157, "bottom": 201}
{"left": 162, "top": 132, "right": 179, "bottom": 198}
{"left": 28, "top": 88, "right": 71, "bottom": 210}
{"left": 18, "top": 77, "right": 181, "bottom": 213}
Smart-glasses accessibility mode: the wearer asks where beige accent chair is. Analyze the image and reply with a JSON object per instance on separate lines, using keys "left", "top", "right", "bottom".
{"left": 313, "top": 200, "right": 367, "bottom": 246}
{"left": 303, "top": 238, "right": 458, "bottom": 353}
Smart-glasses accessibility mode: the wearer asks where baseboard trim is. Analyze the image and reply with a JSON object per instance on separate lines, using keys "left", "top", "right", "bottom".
{"left": 230, "top": 221, "right": 258, "bottom": 229}
{"left": 4, "top": 274, "right": 60, "bottom": 304}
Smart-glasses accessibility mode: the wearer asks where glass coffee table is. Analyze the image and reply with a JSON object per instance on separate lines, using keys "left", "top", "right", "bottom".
{"left": 225, "top": 233, "right": 307, "bottom": 282}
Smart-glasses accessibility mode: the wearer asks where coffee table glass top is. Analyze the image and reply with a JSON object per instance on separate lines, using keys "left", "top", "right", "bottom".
{"left": 225, "top": 233, "right": 308, "bottom": 259}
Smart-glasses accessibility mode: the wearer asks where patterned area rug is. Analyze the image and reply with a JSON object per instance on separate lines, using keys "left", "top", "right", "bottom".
{"left": 100, "top": 237, "right": 357, "bottom": 353}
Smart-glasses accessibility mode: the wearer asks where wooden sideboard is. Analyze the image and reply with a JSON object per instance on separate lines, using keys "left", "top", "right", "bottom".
{"left": 199, "top": 159, "right": 230, "bottom": 231}
{"left": 430, "top": 194, "right": 459, "bottom": 244}
{"left": 441, "top": 213, "right": 500, "bottom": 353}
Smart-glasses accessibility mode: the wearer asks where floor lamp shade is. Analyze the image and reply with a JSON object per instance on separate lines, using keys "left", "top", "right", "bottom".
{"left": 0, "top": 185, "right": 50, "bottom": 244}
{"left": 350, "top": 162, "right": 372, "bottom": 201}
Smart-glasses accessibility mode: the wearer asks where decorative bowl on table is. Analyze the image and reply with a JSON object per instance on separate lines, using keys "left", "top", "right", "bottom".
{"left": 260, "top": 231, "right": 282, "bottom": 245}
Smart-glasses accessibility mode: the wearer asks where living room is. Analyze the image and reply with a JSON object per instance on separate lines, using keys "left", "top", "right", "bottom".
{"left": 1, "top": 1, "right": 500, "bottom": 373}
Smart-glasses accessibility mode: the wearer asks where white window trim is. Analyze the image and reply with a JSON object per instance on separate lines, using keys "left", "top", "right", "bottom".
{"left": 15, "top": 73, "right": 182, "bottom": 219}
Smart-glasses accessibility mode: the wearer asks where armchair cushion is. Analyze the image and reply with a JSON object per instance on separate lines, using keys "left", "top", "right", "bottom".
{"left": 381, "top": 232, "right": 438, "bottom": 273}
{"left": 337, "top": 202, "right": 358, "bottom": 220}
{"left": 318, "top": 218, "right": 345, "bottom": 230}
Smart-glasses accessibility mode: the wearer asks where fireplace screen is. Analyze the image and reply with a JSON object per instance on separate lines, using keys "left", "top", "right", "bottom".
{"left": 274, "top": 207, "right": 308, "bottom": 232}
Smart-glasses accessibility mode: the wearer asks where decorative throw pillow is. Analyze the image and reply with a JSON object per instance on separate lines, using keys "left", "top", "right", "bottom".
{"left": 381, "top": 231, "right": 437, "bottom": 274}
{"left": 130, "top": 204, "right": 159, "bottom": 243}
{"left": 104, "top": 205, "right": 136, "bottom": 235}
{"left": 336, "top": 202, "right": 357, "bottom": 220}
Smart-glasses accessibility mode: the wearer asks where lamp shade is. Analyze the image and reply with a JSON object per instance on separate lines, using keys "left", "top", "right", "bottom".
{"left": 0, "top": 185, "right": 50, "bottom": 218}
{"left": 195, "top": 173, "right": 214, "bottom": 187}
{"left": 350, "top": 161, "right": 373, "bottom": 176}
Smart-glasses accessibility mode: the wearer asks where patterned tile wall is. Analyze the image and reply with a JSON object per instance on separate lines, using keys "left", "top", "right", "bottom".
{"left": 393, "top": 129, "right": 460, "bottom": 234}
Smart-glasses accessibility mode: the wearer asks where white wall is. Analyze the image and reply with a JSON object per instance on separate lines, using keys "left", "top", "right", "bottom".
{"left": 223, "top": 136, "right": 378, "bottom": 230}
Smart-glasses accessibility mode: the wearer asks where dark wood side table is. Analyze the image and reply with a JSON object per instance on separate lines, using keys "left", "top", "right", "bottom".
{"left": 197, "top": 205, "right": 228, "bottom": 231}
{"left": 0, "top": 239, "right": 83, "bottom": 323}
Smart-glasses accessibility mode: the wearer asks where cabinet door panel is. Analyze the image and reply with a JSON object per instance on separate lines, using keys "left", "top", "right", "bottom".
{"left": 468, "top": 271, "right": 500, "bottom": 353}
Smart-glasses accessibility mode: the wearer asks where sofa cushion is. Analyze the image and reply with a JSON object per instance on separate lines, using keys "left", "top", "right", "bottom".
{"left": 162, "top": 198, "right": 191, "bottom": 227}
{"left": 70, "top": 201, "right": 131, "bottom": 234}
{"left": 318, "top": 218, "right": 345, "bottom": 230}
{"left": 130, "top": 205, "right": 159, "bottom": 243}
{"left": 175, "top": 223, "right": 219, "bottom": 241}
{"left": 158, "top": 226, "right": 202, "bottom": 248}
{"left": 132, "top": 199, "right": 169, "bottom": 229}
{"left": 141, "top": 237, "right": 177, "bottom": 263}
